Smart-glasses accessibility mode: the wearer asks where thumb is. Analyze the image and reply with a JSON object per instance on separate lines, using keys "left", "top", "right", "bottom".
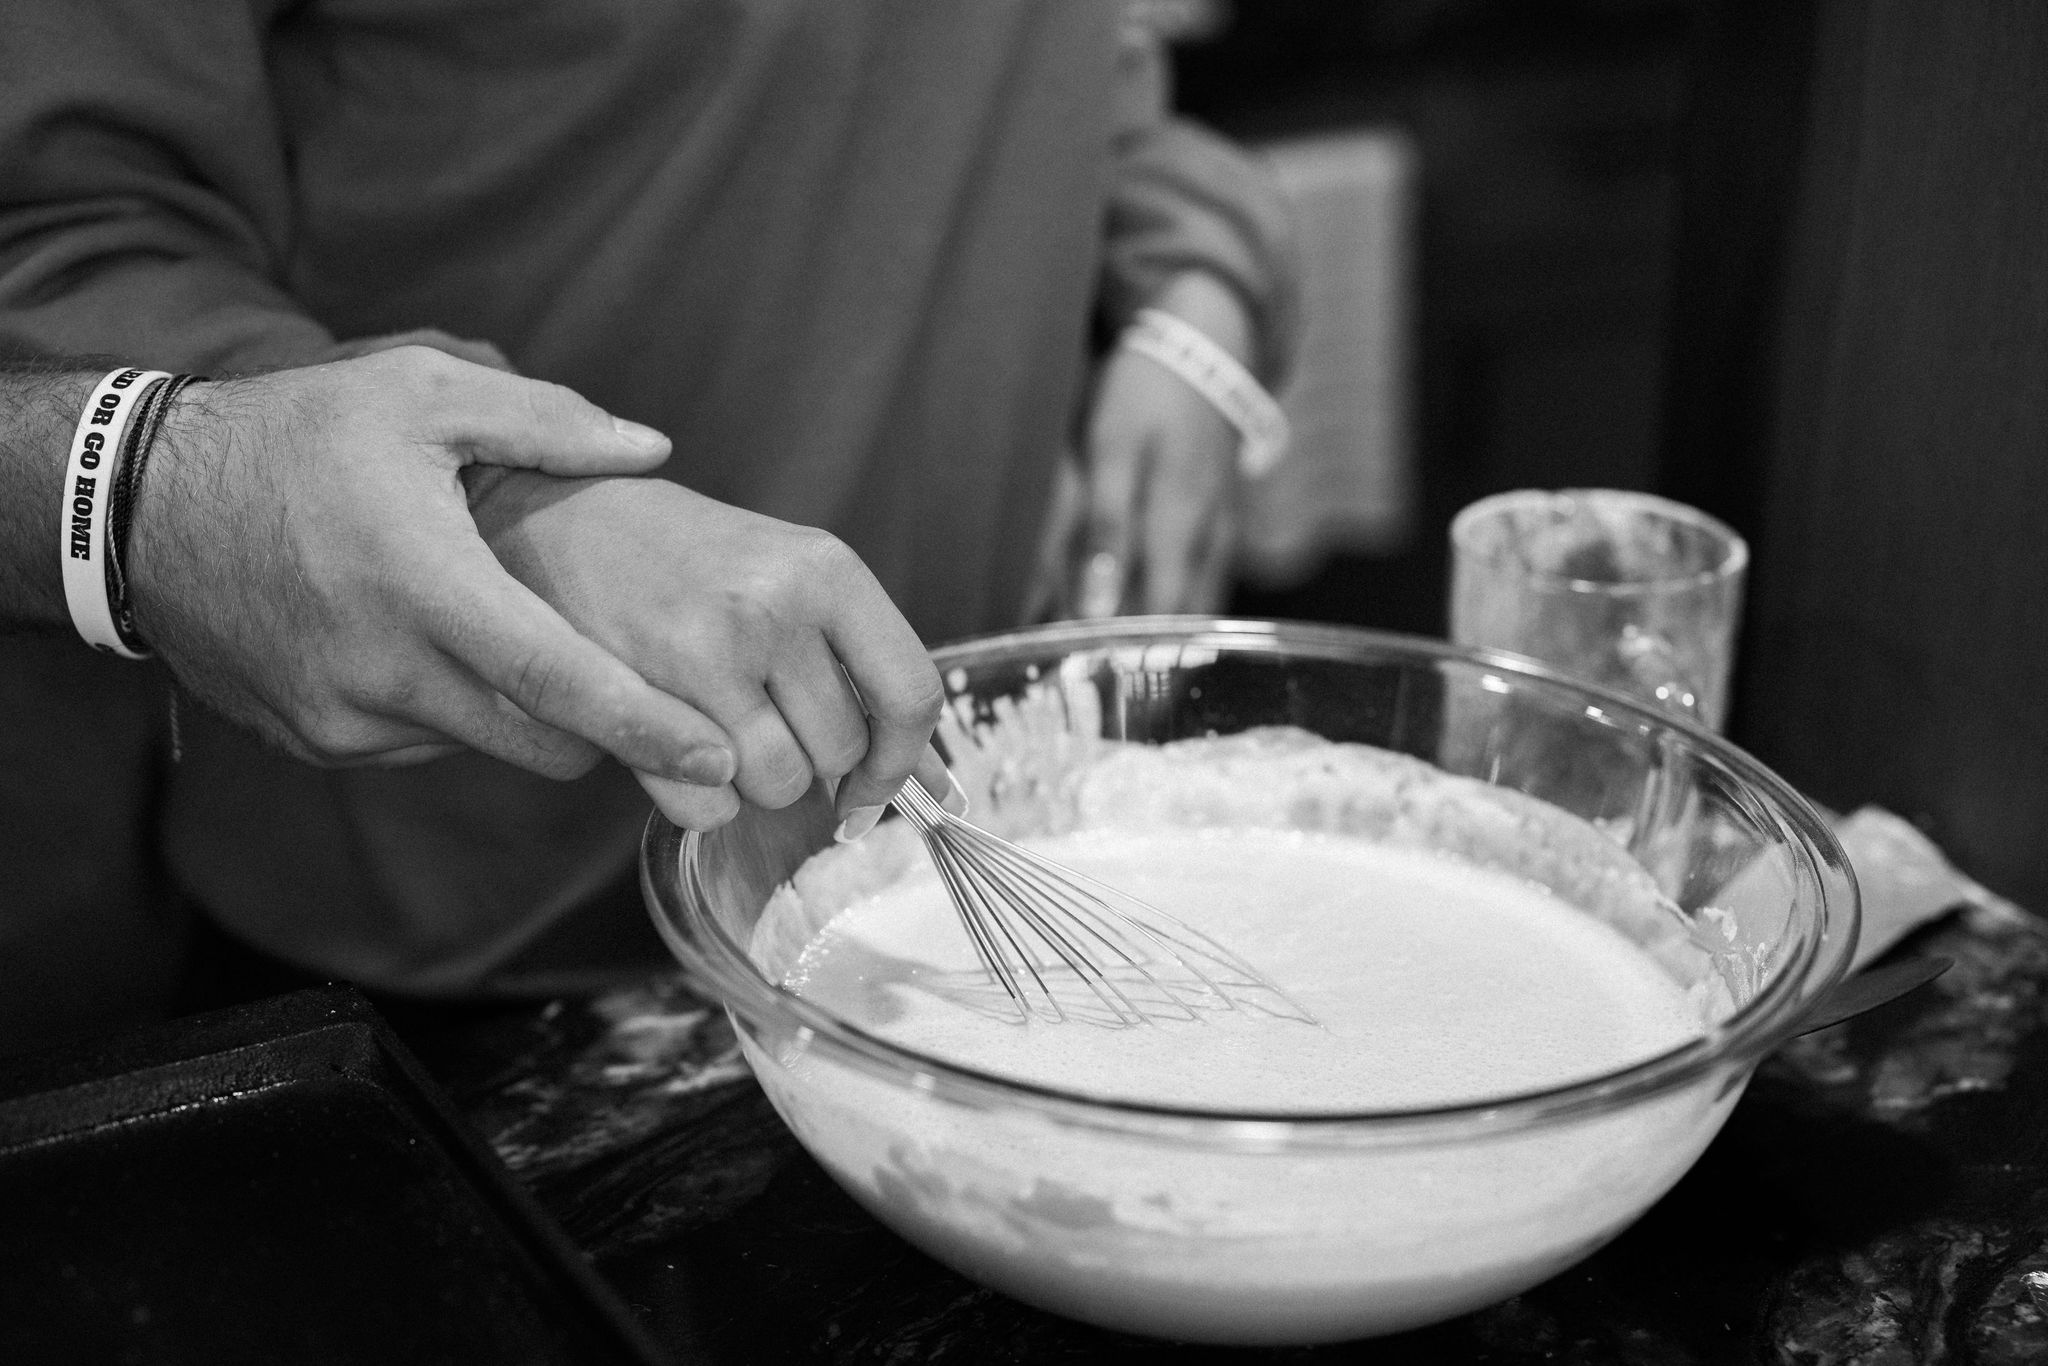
{"left": 408, "top": 351, "right": 673, "bottom": 477}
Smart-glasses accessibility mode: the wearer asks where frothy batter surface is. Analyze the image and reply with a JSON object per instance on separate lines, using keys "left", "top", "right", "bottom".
{"left": 781, "top": 826, "right": 1704, "bottom": 1111}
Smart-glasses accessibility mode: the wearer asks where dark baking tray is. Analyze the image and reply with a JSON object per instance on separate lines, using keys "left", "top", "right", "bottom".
{"left": 0, "top": 986, "right": 673, "bottom": 1366}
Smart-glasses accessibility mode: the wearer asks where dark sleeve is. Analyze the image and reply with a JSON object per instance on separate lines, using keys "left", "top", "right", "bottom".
{"left": 1097, "top": 24, "right": 1302, "bottom": 387}
{"left": 0, "top": 0, "right": 333, "bottom": 370}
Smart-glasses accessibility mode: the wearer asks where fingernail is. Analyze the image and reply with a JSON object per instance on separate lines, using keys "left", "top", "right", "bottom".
{"left": 612, "top": 415, "right": 669, "bottom": 452}
{"left": 834, "top": 805, "right": 886, "bottom": 844}
{"left": 940, "top": 772, "right": 970, "bottom": 819}
{"left": 678, "top": 745, "right": 734, "bottom": 786}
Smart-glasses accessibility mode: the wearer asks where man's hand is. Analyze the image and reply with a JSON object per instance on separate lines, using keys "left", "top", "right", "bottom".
{"left": 130, "top": 345, "right": 737, "bottom": 785}
{"left": 1030, "top": 271, "right": 1254, "bottom": 619}
{"left": 465, "top": 471, "right": 950, "bottom": 833}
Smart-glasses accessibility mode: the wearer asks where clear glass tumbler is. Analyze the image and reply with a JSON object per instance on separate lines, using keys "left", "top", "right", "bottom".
{"left": 1450, "top": 489, "right": 1748, "bottom": 730}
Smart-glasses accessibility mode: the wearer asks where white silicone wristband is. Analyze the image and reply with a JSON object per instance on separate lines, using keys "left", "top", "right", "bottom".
{"left": 1120, "top": 307, "right": 1290, "bottom": 478}
{"left": 60, "top": 368, "right": 168, "bottom": 659}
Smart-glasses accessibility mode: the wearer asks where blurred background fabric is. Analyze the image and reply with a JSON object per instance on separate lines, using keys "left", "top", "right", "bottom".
{"left": 1241, "top": 128, "right": 1419, "bottom": 587}
{"left": 1194, "top": 0, "right": 1692, "bottom": 637}
{"left": 9, "top": 0, "right": 2042, "bottom": 1034}
{"left": 1183, "top": 0, "right": 2047, "bottom": 912}
{"left": 1657, "top": 0, "right": 2048, "bottom": 912}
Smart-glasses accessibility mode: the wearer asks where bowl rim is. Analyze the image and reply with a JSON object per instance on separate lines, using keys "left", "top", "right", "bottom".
{"left": 642, "top": 617, "right": 1860, "bottom": 1145}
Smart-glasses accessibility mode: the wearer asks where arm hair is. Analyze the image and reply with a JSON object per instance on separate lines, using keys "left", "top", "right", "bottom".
{"left": 0, "top": 357, "right": 113, "bottom": 631}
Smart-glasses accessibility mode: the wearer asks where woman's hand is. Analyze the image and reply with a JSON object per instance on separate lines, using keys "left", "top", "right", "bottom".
{"left": 1031, "top": 271, "right": 1256, "bottom": 619}
{"left": 465, "top": 470, "right": 951, "bottom": 833}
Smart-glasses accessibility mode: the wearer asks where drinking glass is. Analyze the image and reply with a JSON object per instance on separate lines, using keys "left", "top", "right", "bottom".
{"left": 1449, "top": 489, "right": 1747, "bottom": 730}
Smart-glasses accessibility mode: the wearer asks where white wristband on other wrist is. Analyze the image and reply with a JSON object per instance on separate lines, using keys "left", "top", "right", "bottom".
{"left": 1119, "top": 307, "right": 1290, "bottom": 479}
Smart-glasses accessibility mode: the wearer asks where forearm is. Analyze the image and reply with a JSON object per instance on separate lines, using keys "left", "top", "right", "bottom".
{"left": 0, "top": 0, "right": 333, "bottom": 635}
{"left": 0, "top": 361, "right": 108, "bottom": 630}
{"left": 1100, "top": 28, "right": 1300, "bottom": 387}
{"left": 1144, "top": 271, "right": 1254, "bottom": 365}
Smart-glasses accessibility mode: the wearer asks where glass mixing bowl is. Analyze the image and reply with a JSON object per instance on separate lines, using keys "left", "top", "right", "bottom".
{"left": 641, "top": 619, "right": 1857, "bottom": 1345}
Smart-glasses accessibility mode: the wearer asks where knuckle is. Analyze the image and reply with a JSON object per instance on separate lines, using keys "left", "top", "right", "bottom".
{"left": 792, "top": 526, "right": 855, "bottom": 571}
{"left": 519, "top": 729, "right": 603, "bottom": 780}
{"left": 786, "top": 528, "right": 860, "bottom": 598}
{"left": 877, "top": 667, "right": 945, "bottom": 731}
{"left": 288, "top": 663, "right": 397, "bottom": 765}
{"left": 904, "top": 670, "right": 946, "bottom": 729}
{"left": 246, "top": 709, "right": 324, "bottom": 767}
{"left": 658, "top": 782, "right": 742, "bottom": 832}
{"left": 396, "top": 340, "right": 458, "bottom": 371}
{"left": 551, "top": 747, "right": 603, "bottom": 780}
{"left": 295, "top": 709, "right": 385, "bottom": 766}
{"left": 716, "top": 588, "right": 778, "bottom": 641}
{"left": 360, "top": 659, "right": 428, "bottom": 715}
{"left": 502, "top": 647, "right": 575, "bottom": 720}
{"left": 747, "top": 747, "right": 815, "bottom": 809}
{"left": 383, "top": 344, "right": 462, "bottom": 407}
{"left": 810, "top": 728, "right": 870, "bottom": 783}
{"left": 384, "top": 342, "right": 455, "bottom": 380}
{"left": 722, "top": 528, "right": 851, "bottom": 627}
{"left": 702, "top": 788, "right": 744, "bottom": 828}
{"left": 335, "top": 650, "right": 439, "bottom": 725}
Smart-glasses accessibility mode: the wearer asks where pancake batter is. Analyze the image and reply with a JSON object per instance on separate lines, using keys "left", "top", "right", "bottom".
{"left": 743, "top": 732, "right": 1743, "bottom": 1342}
{"left": 784, "top": 826, "right": 1705, "bottom": 1111}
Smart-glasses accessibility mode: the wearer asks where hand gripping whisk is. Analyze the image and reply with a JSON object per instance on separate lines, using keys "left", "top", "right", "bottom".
{"left": 891, "top": 780, "right": 1315, "bottom": 1027}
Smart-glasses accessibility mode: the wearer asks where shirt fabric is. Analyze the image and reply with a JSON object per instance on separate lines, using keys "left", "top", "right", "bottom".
{"left": 0, "top": 0, "right": 1296, "bottom": 1032}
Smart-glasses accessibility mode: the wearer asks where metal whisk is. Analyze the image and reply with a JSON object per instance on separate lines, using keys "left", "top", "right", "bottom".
{"left": 891, "top": 780, "right": 1315, "bottom": 1027}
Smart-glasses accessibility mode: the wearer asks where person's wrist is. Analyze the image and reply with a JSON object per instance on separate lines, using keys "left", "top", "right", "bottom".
{"left": 12, "top": 371, "right": 101, "bottom": 626}
{"left": 123, "top": 379, "right": 219, "bottom": 646}
{"left": 461, "top": 464, "right": 559, "bottom": 547}
{"left": 1119, "top": 277, "right": 1290, "bottom": 480}
{"left": 1144, "top": 271, "right": 1256, "bottom": 369}
{"left": 461, "top": 465, "right": 616, "bottom": 599}
{"left": 459, "top": 463, "right": 515, "bottom": 522}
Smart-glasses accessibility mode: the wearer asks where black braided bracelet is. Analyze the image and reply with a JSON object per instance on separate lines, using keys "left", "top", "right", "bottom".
{"left": 103, "top": 372, "right": 202, "bottom": 656}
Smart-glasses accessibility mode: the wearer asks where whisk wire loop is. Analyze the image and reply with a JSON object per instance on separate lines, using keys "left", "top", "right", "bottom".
{"left": 919, "top": 826, "right": 1042, "bottom": 1013}
{"left": 891, "top": 779, "right": 1315, "bottom": 1028}
{"left": 901, "top": 784, "right": 1152, "bottom": 1024}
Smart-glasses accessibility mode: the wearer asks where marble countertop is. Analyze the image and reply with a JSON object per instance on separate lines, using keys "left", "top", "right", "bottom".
{"left": 386, "top": 888, "right": 2048, "bottom": 1365}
